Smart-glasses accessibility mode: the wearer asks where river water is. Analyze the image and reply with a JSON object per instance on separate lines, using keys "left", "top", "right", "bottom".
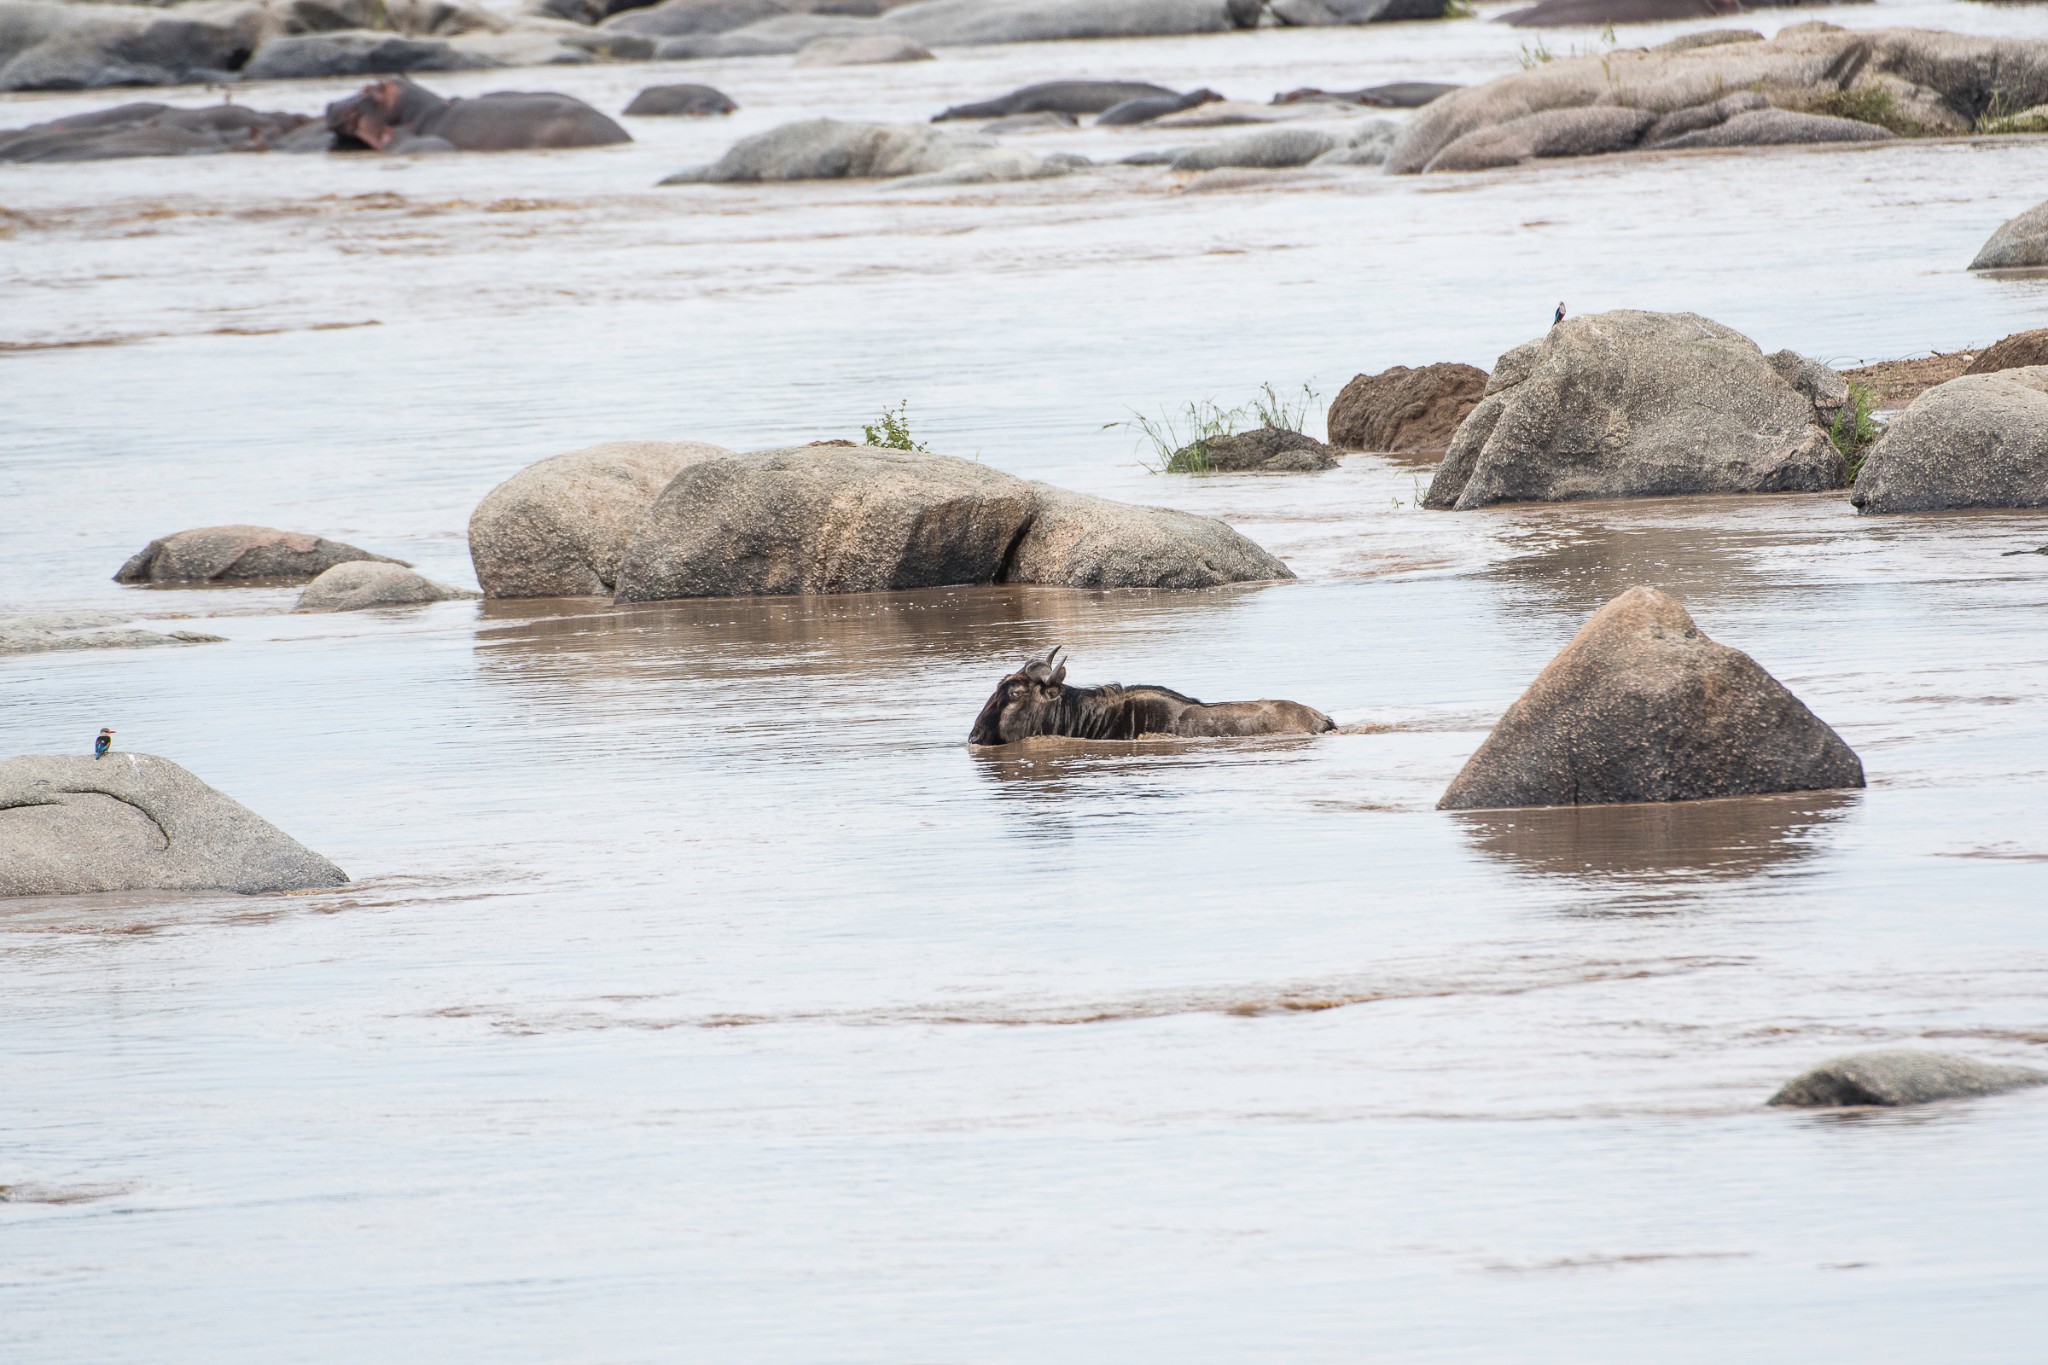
{"left": 5, "top": 1, "right": 2048, "bottom": 1359}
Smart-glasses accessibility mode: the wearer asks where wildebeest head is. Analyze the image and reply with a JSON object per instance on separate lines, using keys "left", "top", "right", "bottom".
{"left": 325, "top": 78, "right": 448, "bottom": 151}
{"left": 968, "top": 647, "right": 1068, "bottom": 745}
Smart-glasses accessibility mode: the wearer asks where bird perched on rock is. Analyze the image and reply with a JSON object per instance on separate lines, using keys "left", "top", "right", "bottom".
{"left": 1553, "top": 301, "right": 1566, "bottom": 327}
{"left": 94, "top": 727, "right": 115, "bottom": 759}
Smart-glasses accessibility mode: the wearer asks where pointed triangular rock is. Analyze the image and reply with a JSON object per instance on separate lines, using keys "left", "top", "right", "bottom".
{"left": 1439, "top": 587, "right": 1864, "bottom": 810}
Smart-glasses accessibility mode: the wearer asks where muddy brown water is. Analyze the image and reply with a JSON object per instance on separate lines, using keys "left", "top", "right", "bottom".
{"left": 6, "top": 4, "right": 2048, "bottom": 1358}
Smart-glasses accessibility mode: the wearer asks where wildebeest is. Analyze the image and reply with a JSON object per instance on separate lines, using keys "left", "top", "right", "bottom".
{"left": 969, "top": 648, "right": 1334, "bottom": 745}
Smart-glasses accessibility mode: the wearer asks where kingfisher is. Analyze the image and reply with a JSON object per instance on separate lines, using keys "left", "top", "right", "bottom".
{"left": 94, "top": 727, "right": 114, "bottom": 760}
{"left": 1553, "top": 301, "right": 1567, "bottom": 327}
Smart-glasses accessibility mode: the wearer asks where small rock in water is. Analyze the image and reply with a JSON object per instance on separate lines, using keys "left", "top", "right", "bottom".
{"left": 1173, "top": 426, "right": 1337, "bottom": 472}
{"left": 792, "top": 34, "right": 933, "bottom": 65}
{"left": 1438, "top": 586, "right": 1866, "bottom": 810}
{"left": 2002, "top": 544, "right": 2048, "bottom": 556}
{"left": 1769, "top": 1050, "right": 2048, "bottom": 1108}
{"left": 295, "top": 562, "right": 479, "bottom": 611}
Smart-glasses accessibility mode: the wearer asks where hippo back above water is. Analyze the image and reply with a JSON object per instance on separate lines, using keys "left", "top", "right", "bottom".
{"left": 969, "top": 648, "right": 1334, "bottom": 745}
{"left": 326, "top": 79, "right": 631, "bottom": 153}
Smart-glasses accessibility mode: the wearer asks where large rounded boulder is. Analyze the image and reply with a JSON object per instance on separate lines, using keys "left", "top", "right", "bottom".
{"left": 1439, "top": 587, "right": 1865, "bottom": 810}
{"left": 610, "top": 444, "right": 1291, "bottom": 599}
{"left": 1006, "top": 483, "right": 1292, "bottom": 587}
{"left": 0, "top": 753, "right": 347, "bottom": 898}
{"left": 1326, "top": 362, "right": 1486, "bottom": 454}
{"left": 114, "top": 526, "right": 405, "bottom": 584}
{"left": 1425, "top": 311, "right": 1844, "bottom": 510}
{"left": 1850, "top": 368, "right": 2048, "bottom": 513}
{"left": 1769, "top": 1050, "right": 2048, "bottom": 1108}
{"left": 1969, "top": 199, "right": 2048, "bottom": 271}
{"left": 469, "top": 440, "right": 732, "bottom": 598}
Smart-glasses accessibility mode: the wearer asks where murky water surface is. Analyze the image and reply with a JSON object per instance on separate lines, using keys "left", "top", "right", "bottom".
{"left": 4, "top": 1, "right": 2048, "bottom": 1358}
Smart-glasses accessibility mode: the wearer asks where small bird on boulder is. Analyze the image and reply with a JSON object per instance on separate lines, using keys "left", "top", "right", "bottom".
{"left": 1553, "top": 301, "right": 1566, "bottom": 327}
{"left": 94, "top": 727, "right": 115, "bottom": 759}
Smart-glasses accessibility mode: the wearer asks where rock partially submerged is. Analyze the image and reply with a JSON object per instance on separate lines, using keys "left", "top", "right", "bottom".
{"left": 662, "top": 117, "right": 1078, "bottom": 182}
{"left": 1440, "top": 587, "right": 1865, "bottom": 810}
{"left": 1769, "top": 1050, "right": 2048, "bottom": 1107}
{"left": 115, "top": 526, "right": 405, "bottom": 585}
{"left": 0, "top": 612, "right": 225, "bottom": 656}
{"left": 470, "top": 440, "right": 732, "bottom": 598}
{"left": 623, "top": 82, "right": 737, "bottom": 116}
{"left": 240, "top": 30, "right": 497, "bottom": 80}
{"left": 654, "top": 0, "right": 1256, "bottom": 58}
{"left": 1386, "top": 25, "right": 2029, "bottom": 175}
{"left": 1426, "top": 311, "right": 1845, "bottom": 510}
{"left": 1500, "top": 0, "right": 1736, "bottom": 26}
{"left": 1274, "top": 81, "right": 1458, "bottom": 108}
{"left": 295, "top": 561, "right": 478, "bottom": 610}
{"left": 610, "top": 445, "right": 1290, "bottom": 599}
{"left": 1972, "top": 199, "right": 2048, "bottom": 271}
{"left": 1850, "top": 368, "right": 2048, "bottom": 513}
{"left": 0, "top": 0, "right": 270, "bottom": 93}
{"left": 1326, "top": 363, "right": 1487, "bottom": 454}
{"left": 1175, "top": 426, "right": 1337, "bottom": 472}
{"left": 0, "top": 753, "right": 347, "bottom": 898}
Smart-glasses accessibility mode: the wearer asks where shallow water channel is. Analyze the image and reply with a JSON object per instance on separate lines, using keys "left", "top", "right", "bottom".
{"left": 5, "top": 1, "right": 2048, "bottom": 1358}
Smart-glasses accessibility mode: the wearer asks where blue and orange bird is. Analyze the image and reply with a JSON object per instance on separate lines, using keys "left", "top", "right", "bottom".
{"left": 94, "top": 727, "right": 114, "bottom": 759}
{"left": 1553, "top": 301, "right": 1567, "bottom": 327}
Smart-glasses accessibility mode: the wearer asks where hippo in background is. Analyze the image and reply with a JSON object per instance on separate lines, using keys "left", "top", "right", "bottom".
{"left": 0, "top": 102, "right": 328, "bottom": 161}
{"left": 325, "top": 78, "right": 631, "bottom": 152}
{"left": 933, "top": 79, "right": 1173, "bottom": 121}
{"left": 969, "top": 648, "right": 1334, "bottom": 745}
{"left": 1096, "top": 87, "right": 1221, "bottom": 125}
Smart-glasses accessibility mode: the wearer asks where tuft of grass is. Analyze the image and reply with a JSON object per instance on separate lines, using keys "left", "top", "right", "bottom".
{"left": 1975, "top": 88, "right": 2048, "bottom": 134}
{"left": 862, "top": 399, "right": 929, "bottom": 452}
{"left": 1440, "top": 0, "right": 1474, "bottom": 17}
{"left": 1517, "top": 39, "right": 1555, "bottom": 69}
{"left": 1830, "top": 381, "right": 1881, "bottom": 479}
{"left": 1118, "top": 382, "right": 1321, "bottom": 474}
{"left": 1797, "top": 85, "right": 1943, "bottom": 137}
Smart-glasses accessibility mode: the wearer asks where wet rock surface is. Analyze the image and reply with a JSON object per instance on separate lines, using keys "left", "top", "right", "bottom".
{"left": 1174, "top": 426, "right": 1337, "bottom": 472}
{"left": 1851, "top": 367, "right": 2048, "bottom": 513}
{"left": 295, "top": 561, "right": 478, "bottom": 611}
{"left": 793, "top": 32, "right": 930, "bottom": 62}
{"left": 115, "top": 526, "right": 405, "bottom": 585}
{"left": 610, "top": 446, "right": 1289, "bottom": 599}
{"left": 1326, "top": 363, "right": 1488, "bottom": 454}
{"left": 0, "top": 613, "right": 225, "bottom": 656}
{"left": 242, "top": 30, "right": 495, "bottom": 80}
{"left": 1439, "top": 587, "right": 1866, "bottom": 811}
{"left": 1769, "top": 1050, "right": 2048, "bottom": 1107}
{"left": 1168, "top": 125, "right": 1338, "bottom": 170}
{"left": 470, "top": 440, "right": 732, "bottom": 598}
{"left": 1425, "top": 311, "right": 1845, "bottom": 510}
{"left": 0, "top": 753, "right": 348, "bottom": 898}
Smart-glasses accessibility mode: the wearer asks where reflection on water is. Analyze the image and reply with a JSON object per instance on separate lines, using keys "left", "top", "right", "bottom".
{"left": 1454, "top": 791, "right": 1860, "bottom": 889}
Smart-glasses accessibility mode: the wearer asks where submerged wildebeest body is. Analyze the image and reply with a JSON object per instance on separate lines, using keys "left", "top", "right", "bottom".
{"left": 325, "top": 79, "right": 631, "bottom": 153}
{"left": 933, "top": 80, "right": 1173, "bottom": 121}
{"left": 969, "top": 649, "right": 1334, "bottom": 745}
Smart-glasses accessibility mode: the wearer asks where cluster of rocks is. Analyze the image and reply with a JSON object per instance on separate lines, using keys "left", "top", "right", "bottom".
{"left": 114, "top": 523, "right": 474, "bottom": 608}
{"left": 469, "top": 439, "right": 1294, "bottom": 598}
{"left": 1, "top": 79, "right": 629, "bottom": 162}
{"left": 1386, "top": 25, "right": 2048, "bottom": 174}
